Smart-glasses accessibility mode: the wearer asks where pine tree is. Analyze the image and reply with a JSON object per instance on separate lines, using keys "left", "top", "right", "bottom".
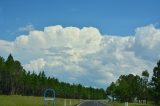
{"left": 142, "top": 70, "right": 149, "bottom": 104}
{"left": 0, "top": 56, "right": 5, "bottom": 94}
{"left": 5, "top": 54, "right": 15, "bottom": 94}
{"left": 151, "top": 60, "right": 160, "bottom": 105}
{"left": 0, "top": 54, "right": 106, "bottom": 99}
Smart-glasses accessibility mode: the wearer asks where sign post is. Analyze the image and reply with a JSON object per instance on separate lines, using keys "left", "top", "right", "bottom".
{"left": 125, "top": 102, "right": 128, "bottom": 106}
{"left": 44, "top": 88, "right": 56, "bottom": 106}
{"left": 70, "top": 99, "right": 72, "bottom": 105}
{"left": 64, "top": 99, "right": 66, "bottom": 106}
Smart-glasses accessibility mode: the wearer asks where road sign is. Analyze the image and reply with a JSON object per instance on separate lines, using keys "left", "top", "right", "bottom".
{"left": 125, "top": 102, "right": 128, "bottom": 106}
{"left": 44, "top": 88, "right": 56, "bottom": 106}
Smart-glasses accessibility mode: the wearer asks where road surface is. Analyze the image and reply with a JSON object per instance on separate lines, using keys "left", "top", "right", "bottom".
{"left": 77, "top": 100, "right": 110, "bottom": 106}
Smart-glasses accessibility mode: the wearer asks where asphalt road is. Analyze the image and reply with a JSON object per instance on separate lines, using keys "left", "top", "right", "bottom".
{"left": 77, "top": 100, "right": 110, "bottom": 106}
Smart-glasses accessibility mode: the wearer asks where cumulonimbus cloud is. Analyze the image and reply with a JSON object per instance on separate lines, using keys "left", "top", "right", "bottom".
{"left": 0, "top": 24, "right": 159, "bottom": 88}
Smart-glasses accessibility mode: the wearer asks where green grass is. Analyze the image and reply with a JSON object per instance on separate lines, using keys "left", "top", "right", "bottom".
{"left": 106, "top": 102, "right": 153, "bottom": 106}
{"left": 0, "top": 95, "right": 82, "bottom": 106}
{"left": 1, "top": 95, "right": 154, "bottom": 106}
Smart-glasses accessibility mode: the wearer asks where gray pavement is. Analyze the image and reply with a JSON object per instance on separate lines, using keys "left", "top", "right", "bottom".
{"left": 77, "top": 100, "right": 110, "bottom": 106}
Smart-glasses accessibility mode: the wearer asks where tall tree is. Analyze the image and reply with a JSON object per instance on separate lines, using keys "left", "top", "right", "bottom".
{"left": 142, "top": 70, "right": 149, "bottom": 104}
{"left": 0, "top": 54, "right": 106, "bottom": 99}
{"left": 106, "top": 82, "right": 116, "bottom": 102}
{"left": 107, "top": 74, "right": 144, "bottom": 102}
{"left": 0, "top": 56, "right": 5, "bottom": 94}
{"left": 151, "top": 60, "right": 160, "bottom": 105}
{"left": 5, "top": 54, "right": 15, "bottom": 94}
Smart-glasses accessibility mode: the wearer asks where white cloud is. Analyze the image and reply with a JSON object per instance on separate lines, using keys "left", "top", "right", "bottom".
{"left": 134, "top": 24, "right": 160, "bottom": 61}
{"left": 0, "top": 24, "right": 159, "bottom": 88}
{"left": 0, "top": 40, "right": 13, "bottom": 58}
{"left": 23, "top": 58, "right": 46, "bottom": 73}
{"left": 18, "top": 24, "right": 34, "bottom": 32}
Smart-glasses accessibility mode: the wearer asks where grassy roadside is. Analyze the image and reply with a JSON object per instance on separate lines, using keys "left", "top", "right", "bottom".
{"left": 105, "top": 102, "right": 153, "bottom": 106}
{"left": 0, "top": 95, "right": 81, "bottom": 106}
{"left": 101, "top": 100, "right": 153, "bottom": 106}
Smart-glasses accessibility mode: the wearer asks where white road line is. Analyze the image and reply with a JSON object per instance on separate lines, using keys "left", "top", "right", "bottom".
{"left": 77, "top": 100, "right": 88, "bottom": 106}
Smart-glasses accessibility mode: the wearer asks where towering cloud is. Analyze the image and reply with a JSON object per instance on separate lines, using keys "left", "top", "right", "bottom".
{"left": 0, "top": 24, "right": 159, "bottom": 88}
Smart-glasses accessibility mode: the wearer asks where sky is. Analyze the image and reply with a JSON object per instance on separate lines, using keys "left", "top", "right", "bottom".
{"left": 0, "top": 0, "right": 160, "bottom": 88}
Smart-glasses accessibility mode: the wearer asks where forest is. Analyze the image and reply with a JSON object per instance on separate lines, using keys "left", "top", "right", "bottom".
{"left": 106, "top": 60, "right": 160, "bottom": 105}
{"left": 0, "top": 54, "right": 106, "bottom": 99}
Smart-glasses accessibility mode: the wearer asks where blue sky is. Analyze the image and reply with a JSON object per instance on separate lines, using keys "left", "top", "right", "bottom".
{"left": 0, "top": 0, "right": 160, "bottom": 88}
{"left": 0, "top": 0, "right": 160, "bottom": 40}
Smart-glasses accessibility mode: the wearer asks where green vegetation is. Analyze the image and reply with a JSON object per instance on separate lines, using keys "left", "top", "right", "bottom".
{"left": 151, "top": 60, "right": 160, "bottom": 105}
{"left": 108, "top": 102, "right": 152, "bottom": 106}
{"left": 106, "top": 74, "right": 149, "bottom": 102}
{"left": 106, "top": 60, "right": 160, "bottom": 106}
{"left": 102, "top": 100, "right": 153, "bottom": 106}
{"left": 1, "top": 54, "right": 160, "bottom": 106}
{"left": 0, "top": 54, "right": 106, "bottom": 99}
{"left": 0, "top": 95, "right": 81, "bottom": 106}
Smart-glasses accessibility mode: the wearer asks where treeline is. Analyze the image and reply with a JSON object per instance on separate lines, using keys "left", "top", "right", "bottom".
{"left": 106, "top": 60, "right": 160, "bottom": 105}
{"left": 0, "top": 54, "right": 106, "bottom": 99}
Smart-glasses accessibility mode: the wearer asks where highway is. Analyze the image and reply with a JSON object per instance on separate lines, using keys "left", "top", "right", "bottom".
{"left": 77, "top": 100, "right": 110, "bottom": 106}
